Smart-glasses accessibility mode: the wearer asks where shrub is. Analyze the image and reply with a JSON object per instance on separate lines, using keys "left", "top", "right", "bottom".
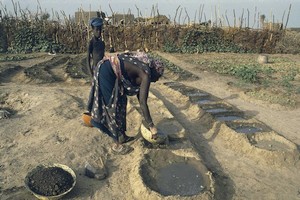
{"left": 274, "top": 31, "right": 300, "bottom": 54}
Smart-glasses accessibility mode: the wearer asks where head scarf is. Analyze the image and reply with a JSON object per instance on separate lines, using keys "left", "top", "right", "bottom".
{"left": 132, "top": 51, "right": 164, "bottom": 77}
{"left": 150, "top": 59, "right": 164, "bottom": 77}
{"left": 89, "top": 17, "right": 103, "bottom": 27}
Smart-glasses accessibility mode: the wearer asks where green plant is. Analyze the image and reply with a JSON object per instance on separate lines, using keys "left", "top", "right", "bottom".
{"left": 229, "top": 64, "right": 260, "bottom": 83}
{"left": 281, "top": 78, "right": 293, "bottom": 88}
{"left": 9, "top": 23, "right": 53, "bottom": 53}
{"left": 262, "top": 66, "right": 276, "bottom": 75}
{"left": 280, "top": 67, "right": 298, "bottom": 88}
{"left": 163, "top": 41, "right": 180, "bottom": 53}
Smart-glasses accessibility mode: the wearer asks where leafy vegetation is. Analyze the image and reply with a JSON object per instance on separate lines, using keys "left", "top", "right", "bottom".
{"left": 228, "top": 64, "right": 260, "bottom": 83}
{"left": 164, "top": 28, "right": 249, "bottom": 54}
{"left": 162, "top": 28, "right": 285, "bottom": 54}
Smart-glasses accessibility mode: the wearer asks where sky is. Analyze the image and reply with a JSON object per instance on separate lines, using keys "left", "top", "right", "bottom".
{"left": 1, "top": 0, "right": 299, "bottom": 28}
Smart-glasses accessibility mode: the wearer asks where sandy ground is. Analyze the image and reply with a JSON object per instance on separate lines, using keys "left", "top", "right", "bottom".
{"left": 0, "top": 52, "right": 299, "bottom": 200}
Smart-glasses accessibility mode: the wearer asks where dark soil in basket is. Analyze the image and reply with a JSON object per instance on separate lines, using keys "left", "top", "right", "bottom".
{"left": 27, "top": 166, "right": 74, "bottom": 196}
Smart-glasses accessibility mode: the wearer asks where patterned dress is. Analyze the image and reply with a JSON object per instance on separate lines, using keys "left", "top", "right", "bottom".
{"left": 89, "top": 54, "right": 150, "bottom": 143}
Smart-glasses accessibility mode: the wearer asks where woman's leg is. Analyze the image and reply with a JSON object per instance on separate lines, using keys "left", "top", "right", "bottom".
{"left": 99, "top": 61, "right": 116, "bottom": 105}
{"left": 86, "top": 83, "right": 95, "bottom": 113}
{"left": 98, "top": 61, "right": 134, "bottom": 154}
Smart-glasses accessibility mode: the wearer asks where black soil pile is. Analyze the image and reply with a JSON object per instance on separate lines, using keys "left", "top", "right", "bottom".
{"left": 26, "top": 166, "right": 74, "bottom": 196}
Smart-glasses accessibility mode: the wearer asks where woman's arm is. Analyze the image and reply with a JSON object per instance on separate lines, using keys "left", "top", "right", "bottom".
{"left": 138, "top": 73, "right": 153, "bottom": 127}
{"left": 87, "top": 40, "right": 93, "bottom": 76}
{"left": 124, "top": 60, "right": 158, "bottom": 136}
{"left": 138, "top": 72, "right": 158, "bottom": 136}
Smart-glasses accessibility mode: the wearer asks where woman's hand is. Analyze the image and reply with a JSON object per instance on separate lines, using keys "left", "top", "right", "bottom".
{"left": 149, "top": 126, "right": 158, "bottom": 139}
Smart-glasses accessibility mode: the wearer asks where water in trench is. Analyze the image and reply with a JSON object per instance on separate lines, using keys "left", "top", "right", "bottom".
{"left": 195, "top": 99, "right": 215, "bottom": 105}
{"left": 186, "top": 92, "right": 209, "bottom": 97}
{"left": 214, "top": 115, "right": 244, "bottom": 121}
{"left": 204, "top": 108, "right": 230, "bottom": 114}
{"left": 234, "top": 125, "right": 262, "bottom": 134}
{"left": 141, "top": 152, "right": 211, "bottom": 197}
{"left": 156, "top": 162, "right": 207, "bottom": 196}
{"left": 251, "top": 139, "right": 292, "bottom": 151}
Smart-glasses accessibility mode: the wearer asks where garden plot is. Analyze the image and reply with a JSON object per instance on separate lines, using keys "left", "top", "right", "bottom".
{"left": 160, "top": 81, "right": 299, "bottom": 166}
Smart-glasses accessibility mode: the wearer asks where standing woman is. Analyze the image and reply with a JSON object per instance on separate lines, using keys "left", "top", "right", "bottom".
{"left": 86, "top": 17, "right": 105, "bottom": 114}
{"left": 87, "top": 17, "right": 105, "bottom": 76}
{"left": 88, "top": 51, "right": 164, "bottom": 155}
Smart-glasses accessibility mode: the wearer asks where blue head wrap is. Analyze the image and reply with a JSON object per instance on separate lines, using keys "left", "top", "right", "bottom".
{"left": 89, "top": 17, "right": 103, "bottom": 27}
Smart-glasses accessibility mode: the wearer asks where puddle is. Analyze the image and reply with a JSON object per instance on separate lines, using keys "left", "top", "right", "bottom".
{"left": 189, "top": 95, "right": 215, "bottom": 104}
{"left": 252, "top": 139, "right": 291, "bottom": 151}
{"left": 248, "top": 133, "right": 296, "bottom": 152}
{"left": 204, "top": 108, "right": 230, "bottom": 114}
{"left": 200, "top": 103, "right": 229, "bottom": 110}
{"left": 187, "top": 92, "right": 209, "bottom": 97}
{"left": 166, "top": 84, "right": 205, "bottom": 97}
{"left": 196, "top": 99, "right": 214, "bottom": 104}
{"left": 163, "top": 82, "right": 182, "bottom": 87}
{"left": 156, "top": 162, "right": 206, "bottom": 196}
{"left": 164, "top": 84, "right": 219, "bottom": 106}
{"left": 234, "top": 126, "right": 262, "bottom": 134}
{"left": 170, "top": 85, "right": 188, "bottom": 92}
{"left": 140, "top": 151, "right": 212, "bottom": 197}
{"left": 226, "top": 122, "right": 270, "bottom": 134}
{"left": 196, "top": 99, "right": 214, "bottom": 105}
{"left": 214, "top": 115, "right": 244, "bottom": 121}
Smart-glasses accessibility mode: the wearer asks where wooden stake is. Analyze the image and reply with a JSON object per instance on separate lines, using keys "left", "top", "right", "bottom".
{"left": 281, "top": 10, "right": 286, "bottom": 28}
{"left": 247, "top": 9, "right": 249, "bottom": 28}
{"left": 225, "top": 10, "right": 230, "bottom": 27}
{"left": 240, "top": 8, "right": 244, "bottom": 29}
{"left": 178, "top": 7, "right": 182, "bottom": 25}
{"left": 284, "top": 4, "right": 291, "bottom": 30}
{"left": 174, "top": 5, "right": 181, "bottom": 26}
{"left": 252, "top": 6, "right": 257, "bottom": 29}
{"left": 233, "top": 9, "right": 236, "bottom": 28}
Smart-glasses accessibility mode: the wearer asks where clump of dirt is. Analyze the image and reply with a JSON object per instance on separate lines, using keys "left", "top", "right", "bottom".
{"left": 26, "top": 166, "right": 74, "bottom": 196}
{"left": 0, "top": 64, "right": 22, "bottom": 82}
{"left": 24, "top": 56, "right": 69, "bottom": 83}
{"left": 65, "top": 54, "right": 90, "bottom": 79}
